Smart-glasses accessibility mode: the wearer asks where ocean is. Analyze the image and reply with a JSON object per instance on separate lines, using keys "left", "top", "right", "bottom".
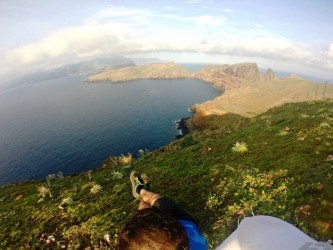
{"left": 0, "top": 76, "right": 220, "bottom": 185}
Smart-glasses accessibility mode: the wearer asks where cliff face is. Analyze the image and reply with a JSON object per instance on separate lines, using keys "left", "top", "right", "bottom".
{"left": 192, "top": 66, "right": 241, "bottom": 90}
{"left": 221, "top": 62, "right": 263, "bottom": 81}
{"left": 87, "top": 62, "right": 190, "bottom": 83}
{"left": 192, "top": 62, "right": 264, "bottom": 90}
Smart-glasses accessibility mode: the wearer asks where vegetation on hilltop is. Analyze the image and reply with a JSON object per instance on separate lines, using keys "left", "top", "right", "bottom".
{"left": 1, "top": 100, "right": 333, "bottom": 249}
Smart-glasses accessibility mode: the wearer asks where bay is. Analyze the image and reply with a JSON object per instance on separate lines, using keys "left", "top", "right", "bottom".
{"left": 0, "top": 76, "right": 220, "bottom": 185}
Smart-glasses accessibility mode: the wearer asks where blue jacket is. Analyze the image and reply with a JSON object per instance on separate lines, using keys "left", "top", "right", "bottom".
{"left": 179, "top": 220, "right": 208, "bottom": 250}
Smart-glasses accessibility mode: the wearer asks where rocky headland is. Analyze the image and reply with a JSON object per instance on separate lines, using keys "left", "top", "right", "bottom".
{"left": 192, "top": 62, "right": 264, "bottom": 90}
{"left": 86, "top": 62, "right": 190, "bottom": 83}
{"left": 87, "top": 61, "right": 274, "bottom": 90}
{"left": 87, "top": 61, "right": 333, "bottom": 123}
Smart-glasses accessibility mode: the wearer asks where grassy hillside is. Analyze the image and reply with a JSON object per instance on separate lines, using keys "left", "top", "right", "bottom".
{"left": 1, "top": 100, "right": 333, "bottom": 249}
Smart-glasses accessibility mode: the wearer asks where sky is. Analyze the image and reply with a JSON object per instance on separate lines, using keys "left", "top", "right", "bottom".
{"left": 1, "top": 0, "right": 333, "bottom": 83}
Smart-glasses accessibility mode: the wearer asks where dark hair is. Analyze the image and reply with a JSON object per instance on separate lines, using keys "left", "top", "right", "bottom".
{"left": 117, "top": 207, "right": 189, "bottom": 250}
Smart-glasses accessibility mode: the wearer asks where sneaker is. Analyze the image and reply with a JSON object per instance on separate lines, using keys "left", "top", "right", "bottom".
{"left": 130, "top": 171, "right": 145, "bottom": 199}
{"left": 141, "top": 173, "right": 150, "bottom": 191}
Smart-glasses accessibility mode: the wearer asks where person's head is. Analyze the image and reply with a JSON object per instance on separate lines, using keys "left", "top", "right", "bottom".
{"left": 117, "top": 207, "right": 189, "bottom": 250}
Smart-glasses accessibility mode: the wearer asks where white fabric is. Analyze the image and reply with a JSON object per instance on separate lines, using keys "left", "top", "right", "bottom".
{"left": 215, "top": 215, "right": 333, "bottom": 250}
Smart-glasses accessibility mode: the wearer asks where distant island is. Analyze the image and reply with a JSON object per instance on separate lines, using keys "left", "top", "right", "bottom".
{"left": 87, "top": 62, "right": 333, "bottom": 122}
{"left": 3, "top": 56, "right": 136, "bottom": 90}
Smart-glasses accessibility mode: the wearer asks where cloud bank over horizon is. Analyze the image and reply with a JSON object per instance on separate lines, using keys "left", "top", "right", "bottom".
{"left": 1, "top": 0, "right": 333, "bottom": 82}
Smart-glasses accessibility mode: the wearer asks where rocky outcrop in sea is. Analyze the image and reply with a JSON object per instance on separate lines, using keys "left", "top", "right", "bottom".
{"left": 175, "top": 117, "right": 190, "bottom": 139}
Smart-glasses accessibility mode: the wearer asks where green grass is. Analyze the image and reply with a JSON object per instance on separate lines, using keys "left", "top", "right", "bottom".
{"left": 0, "top": 100, "right": 333, "bottom": 249}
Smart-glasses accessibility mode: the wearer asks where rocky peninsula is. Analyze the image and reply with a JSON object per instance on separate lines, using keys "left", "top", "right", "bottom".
{"left": 87, "top": 62, "right": 333, "bottom": 121}
{"left": 87, "top": 61, "right": 275, "bottom": 90}
{"left": 86, "top": 62, "right": 190, "bottom": 83}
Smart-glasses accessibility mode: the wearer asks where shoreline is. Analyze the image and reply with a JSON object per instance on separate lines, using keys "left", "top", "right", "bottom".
{"left": 86, "top": 76, "right": 190, "bottom": 84}
{"left": 1, "top": 117, "right": 193, "bottom": 187}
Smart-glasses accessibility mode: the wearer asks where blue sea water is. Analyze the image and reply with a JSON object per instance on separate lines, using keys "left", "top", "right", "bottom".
{"left": 0, "top": 76, "right": 220, "bottom": 185}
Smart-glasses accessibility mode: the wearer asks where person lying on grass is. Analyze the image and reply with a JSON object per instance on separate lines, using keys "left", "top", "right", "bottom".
{"left": 117, "top": 171, "right": 208, "bottom": 250}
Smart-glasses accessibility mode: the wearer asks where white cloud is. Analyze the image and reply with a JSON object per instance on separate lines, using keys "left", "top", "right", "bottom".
{"left": 163, "top": 6, "right": 179, "bottom": 11}
{"left": 321, "top": 43, "right": 333, "bottom": 72}
{"left": 327, "top": 43, "right": 333, "bottom": 59}
{"left": 220, "top": 37, "right": 312, "bottom": 60}
{"left": 160, "top": 14, "right": 223, "bottom": 26}
{"left": 1, "top": 5, "right": 332, "bottom": 81}
{"left": 255, "top": 23, "right": 264, "bottom": 28}
{"left": 196, "top": 15, "right": 223, "bottom": 26}
{"left": 222, "top": 9, "right": 234, "bottom": 13}
{"left": 84, "top": 7, "right": 151, "bottom": 25}
{"left": 184, "top": 0, "right": 202, "bottom": 4}
{"left": 2, "top": 23, "right": 131, "bottom": 78}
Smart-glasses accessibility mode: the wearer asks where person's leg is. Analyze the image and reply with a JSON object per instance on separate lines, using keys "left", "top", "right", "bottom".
{"left": 130, "top": 171, "right": 194, "bottom": 220}
{"left": 140, "top": 189, "right": 196, "bottom": 224}
{"left": 139, "top": 189, "right": 162, "bottom": 207}
{"left": 138, "top": 199, "right": 151, "bottom": 210}
{"left": 130, "top": 171, "right": 151, "bottom": 199}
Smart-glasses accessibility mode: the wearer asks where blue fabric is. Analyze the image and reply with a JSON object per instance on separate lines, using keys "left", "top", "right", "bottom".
{"left": 179, "top": 220, "right": 208, "bottom": 250}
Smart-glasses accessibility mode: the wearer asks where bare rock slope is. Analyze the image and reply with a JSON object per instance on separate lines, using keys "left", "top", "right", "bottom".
{"left": 192, "top": 62, "right": 263, "bottom": 90}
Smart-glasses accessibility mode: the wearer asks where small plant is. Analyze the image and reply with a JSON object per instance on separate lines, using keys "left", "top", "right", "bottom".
{"left": 90, "top": 184, "right": 102, "bottom": 194}
{"left": 231, "top": 142, "right": 248, "bottom": 154}
{"left": 319, "top": 122, "right": 330, "bottom": 128}
{"left": 180, "top": 134, "right": 198, "bottom": 148}
{"left": 138, "top": 149, "right": 150, "bottom": 158}
{"left": 111, "top": 171, "right": 123, "bottom": 180}
{"left": 46, "top": 174, "right": 56, "bottom": 187}
{"left": 37, "top": 185, "right": 52, "bottom": 198}
{"left": 260, "top": 115, "right": 272, "bottom": 120}
{"left": 300, "top": 114, "right": 310, "bottom": 118}
{"left": 57, "top": 171, "right": 64, "bottom": 179}
{"left": 15, "top": 194, "right": 23, "bottom": 201}
{"left": 119, "top": 153, "right": 133, "bottom": 167}
{"left": 277, "top": 130, "right": 289, "bottom": 136}
{"left": 86, "top": 170, "right": 92, "bottom": 180}
{"left": 81, "top": 181, "right": 95, "bottom": 190}
{"left": 103, "top": 234, "right": 111, "bottom": 244}
{"left": 59, "top": 197, "right": 73, "bottom": 209}
{"left": 47, "top": 174, "right": 56, "bottom": 181}
{"left": 206, "top": 194, "right": 222, "bottom": 209}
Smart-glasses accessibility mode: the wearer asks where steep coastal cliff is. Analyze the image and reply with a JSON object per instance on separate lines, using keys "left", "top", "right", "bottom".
{"left": 192, "top": 62, "right": 264, "bottom": 90}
